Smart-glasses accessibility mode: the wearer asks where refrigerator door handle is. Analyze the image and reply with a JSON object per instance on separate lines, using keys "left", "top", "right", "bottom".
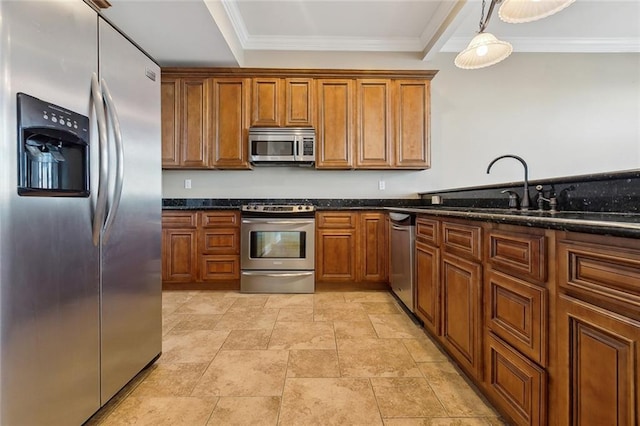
{"left": 91, "top": 73, "right": 109, "bottom": 246}
{"left": 100, "top": 78, "right": 124, "bottom": 244}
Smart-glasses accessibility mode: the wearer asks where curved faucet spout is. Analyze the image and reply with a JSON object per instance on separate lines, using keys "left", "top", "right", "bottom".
{"left": 486, "top": 154, "right": 531, "bottom": 210}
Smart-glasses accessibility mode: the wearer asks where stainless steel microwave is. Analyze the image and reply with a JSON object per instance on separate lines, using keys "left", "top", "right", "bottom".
{"left": 249, "top": 127, "right": 315, "bottom": 166}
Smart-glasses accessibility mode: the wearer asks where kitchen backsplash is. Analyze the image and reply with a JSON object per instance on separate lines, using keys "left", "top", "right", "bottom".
{"left": 419, "top": 169, "right": 640, "bottom": 213}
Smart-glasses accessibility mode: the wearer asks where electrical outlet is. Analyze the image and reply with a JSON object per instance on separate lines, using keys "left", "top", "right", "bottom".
{"left": 184, "top": 179, "right": 192, "bottom": 189}
{"left": 431, "top": 195, "right": 442, "bottom": 204}
{"left": 378, "top": 180, "right": 386, "bottom": 190}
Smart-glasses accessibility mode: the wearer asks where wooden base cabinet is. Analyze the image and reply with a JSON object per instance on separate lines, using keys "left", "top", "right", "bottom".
{"left": 556, "top": 295, "right": 639, "bottom": 426}
{"left": 162, "top": 211, "right": 198, "bottom": 282}
{"left": 441, "top": 253, "right": 483, "bottom": 379}
{"left": 162, "top": 210, "right": 240, "bottom": 287}
{"left": 415, "top": 240, "right": 439, "bottom": 335}
{"left": 316, "top": 211, "right": 388, "bottom": 286}
{"left": 555, "top": 234, "right": 640, "bottom": 425}
{"left": 485, "top": 332, "right": 547, "bottom": 426}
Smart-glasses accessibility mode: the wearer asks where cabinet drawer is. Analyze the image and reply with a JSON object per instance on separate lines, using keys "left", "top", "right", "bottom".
{"left": 485, "top": 270, "right": 547, "bottom": 366}
{"left": 162, "top": 211, "right": 197, "bottom": 228}
{"left": 200, "top": 255, "right": 240, "bottom": 281}
{"left": 558, "top": 238, "right": 640, "bottom": 320}
{"left": 200, "top": 229, "right": 239, "bottom": 255}
{"left": 442, "top": 221, "right": 482, "bottom": 262}
{"left": 485, "top": 332, "right": 547, "bottom": 426}
{"left": 416, "top": 216, "right": 439, "bottom": 245}
{"left": 487, "top": 229, "right": 546, "bottom": 284}
{"left": 316, "top": 212, "right": 357, "bottom": 229}
{"left": 200, "top": 211, "right": 240, "bottom": 228}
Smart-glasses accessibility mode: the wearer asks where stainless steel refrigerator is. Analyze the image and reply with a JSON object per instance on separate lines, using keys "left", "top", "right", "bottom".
{"left": 0, "top": 1, "right": 162, "bottom": 424}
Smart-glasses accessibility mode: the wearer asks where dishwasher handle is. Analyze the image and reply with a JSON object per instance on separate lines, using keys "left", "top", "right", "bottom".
{"left": 391, "top": 225, "right": 411, "bottom": 232}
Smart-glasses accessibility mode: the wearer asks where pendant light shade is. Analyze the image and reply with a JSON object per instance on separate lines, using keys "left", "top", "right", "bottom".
{"left": 498, "top": 0, "right": 576, "bottom": 24}
{"left": 454, "top": 32, "right": 513, "bottom": 69}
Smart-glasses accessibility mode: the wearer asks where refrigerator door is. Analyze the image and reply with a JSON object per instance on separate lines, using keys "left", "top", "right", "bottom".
{"left": 97, "top": 18, "right": 162, "bottom": 404}
{"left": 0, "top": 1, "right": 101, "bottom": 425}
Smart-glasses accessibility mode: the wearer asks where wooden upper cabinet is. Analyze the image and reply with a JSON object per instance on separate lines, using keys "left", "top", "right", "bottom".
{"left": 161, "top": 77, "right": 180, "bottom": 167}
{"left": 394, "top": 80, "right": 430, "bottom": 169}
{"left": 355, "top": 79, "right": 393, "bottom": 168}
{"left": 211, "top": 78, "right": 251, "bottom": 169}
{"left": 285, "top": 78, "right": 314, "bottom": 127}
{"left": 160, "top": 77, "right": 210, "bottom": 169}
{"left": 181, "top": 78, "right": 211, "bottom": 168}
{"left": 252, "top": 78, "right": 283, "bottom": 126}
{"left": 316, "top": 79, "right": 355, "bottom": 169}
{"left": 251, "top": 77, "right": 314, "bottom": 127}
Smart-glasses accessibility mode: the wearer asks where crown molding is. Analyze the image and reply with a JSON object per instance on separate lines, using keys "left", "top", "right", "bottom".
{"left": 243, "top": 36, "right": 423, "bottom": 52}
{"left": 442, "top": 36, "right": 640, "bottom": 53}
{"left": 220, "top": 0, "right": 250, "bottom": 47}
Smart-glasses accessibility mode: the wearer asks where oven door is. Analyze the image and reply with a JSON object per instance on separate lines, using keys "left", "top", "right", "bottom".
{"left": 241, "top": 217, "right": 315, "bottom": 270}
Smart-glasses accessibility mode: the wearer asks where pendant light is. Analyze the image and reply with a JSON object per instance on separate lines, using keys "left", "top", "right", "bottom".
{"left": 455, "top": 0, "right": 512, "bottom": 69}
{"left": 454, "top": 0, "right": 575, "bottom": 70}
{"left": 499, "top": 0, "right": 576, "bottom": 24}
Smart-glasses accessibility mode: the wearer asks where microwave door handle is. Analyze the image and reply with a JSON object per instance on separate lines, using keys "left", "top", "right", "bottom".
{"left": 294, "top": 137, "right": 299, "bottom": 160}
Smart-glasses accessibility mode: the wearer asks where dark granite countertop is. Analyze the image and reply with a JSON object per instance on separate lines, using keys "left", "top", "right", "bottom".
{"left": 162, "top": 198, "right": 640, "bottom": 238}
{"left": 386, "top": 207, "right": 640, "bottom": 239}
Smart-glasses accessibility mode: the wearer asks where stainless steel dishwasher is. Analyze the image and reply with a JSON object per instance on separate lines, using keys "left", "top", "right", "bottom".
{"left": 389, "top": 212, "right": 416, "bottom": 312}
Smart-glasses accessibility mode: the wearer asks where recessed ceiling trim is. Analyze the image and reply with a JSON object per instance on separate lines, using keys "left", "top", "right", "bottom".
{"left": 243, "top": 36, "right": 424, "bottom": 52}
{"left": 442, "top": 37, "right": 640, "bottom": 53}
{"left": 420, "top": 0, "right": 466, "bottom": 47}
{"left": 221, "top": 0, "right": 250, "bottom": 47}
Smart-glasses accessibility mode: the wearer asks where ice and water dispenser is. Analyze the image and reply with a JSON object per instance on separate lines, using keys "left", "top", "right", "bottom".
{"left": 17, "top": 93, "right": 90, "bottom": 197}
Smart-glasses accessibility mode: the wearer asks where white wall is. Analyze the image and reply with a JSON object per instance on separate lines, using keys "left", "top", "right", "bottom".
{"left": 162, "top": 51, "right": 640, "bottom": 199}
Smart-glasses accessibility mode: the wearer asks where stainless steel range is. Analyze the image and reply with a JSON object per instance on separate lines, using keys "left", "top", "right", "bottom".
{"left": 241, "top": 204, "right": 316, "bottom": 293}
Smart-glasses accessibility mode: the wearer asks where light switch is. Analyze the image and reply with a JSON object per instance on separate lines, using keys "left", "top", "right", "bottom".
{"left": 184, "top": 179, "right": 192, "bottom": 189}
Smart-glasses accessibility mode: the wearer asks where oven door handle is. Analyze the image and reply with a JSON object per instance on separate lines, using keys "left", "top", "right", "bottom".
{"left": 242, "top": 219, "right": 315, "bottom": 225}
{"left": 241, "top": 271, "right": 314, "bottom": 278}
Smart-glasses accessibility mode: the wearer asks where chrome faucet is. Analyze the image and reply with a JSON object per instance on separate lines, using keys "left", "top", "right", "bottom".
{"left": 486, "top": 154, "right": 531, "bottom": 210}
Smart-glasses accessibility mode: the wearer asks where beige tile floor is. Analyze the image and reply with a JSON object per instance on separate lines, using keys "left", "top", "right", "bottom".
{"left": 86, "top": 290, "right": 506, "bottom": 426}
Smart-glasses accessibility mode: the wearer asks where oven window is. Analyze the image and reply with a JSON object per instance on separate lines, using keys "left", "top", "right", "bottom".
{"left": 250, "top": 231, "right": 306, "bottom": 258}
{"left": 252, "top": 140, "right": 294, "bottom": 156}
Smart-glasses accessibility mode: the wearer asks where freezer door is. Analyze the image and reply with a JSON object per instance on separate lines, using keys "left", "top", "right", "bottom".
{"left": 0, "top": 1, "right": 101, "bottom": 425}
{"left": 98, "top": 18, "right": 162, "bottom": 404}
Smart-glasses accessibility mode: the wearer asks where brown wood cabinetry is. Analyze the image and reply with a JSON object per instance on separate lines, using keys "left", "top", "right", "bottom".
{"left": 211, "top": 78, "right": 251, "bottom": 169}
{"left": 316, "top": 211, "right": 388, "bottom": 287}
{"left": 161, "top": 77, "right": 210, "bottom": 168}
{"left": 251, "top": 78, "right": 314, "bottom": 127}
{"left": 355, "top": 79, "right": 392, "bottom": 168}
{"left": 555, "top": 234, "right": 640, "bottom": 425}
{"left": 415, "top": 217, "right": 440, "bottom": 335}
{"left": 441, "top": 252, "right": 483, "bottom": 379}
{"left": 162, "top": 211, "right": 198, "bottom": 282}
{"left": 483, "top": 226, "right": 550, "bottom": 426}
{"left": 162, "top": 69, "right": 435, "bottom": 171}
{"left": 316, "top": 79, "right": 355, "bottom": 169}
{"left": 394, "top": 80, "right": 430, "bottom": 168}
{"left": 412, "top": 217, "right": 640, "bottom": 426}
{"left": 162, "top": 210, "right": 240, "bottom": 288}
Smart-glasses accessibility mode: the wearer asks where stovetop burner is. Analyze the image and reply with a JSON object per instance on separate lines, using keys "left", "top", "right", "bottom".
{"left": 242, "top": 204, "right": 315, "bottom": 214}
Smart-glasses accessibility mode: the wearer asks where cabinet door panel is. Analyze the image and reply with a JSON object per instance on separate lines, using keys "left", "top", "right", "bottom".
{"left": 252, "top": 78, "right": 282, "bottom": 126}
{"left": 212, "top": 78, "right": 250, "bottom": 169}
{"left": 181, "top": 78, "right": 210, "bottom": 168}
{"left": 285, "top": 78, "right": 314, "bottom": 127}
{"left": 356, "top": 79, "right": 392, "bottom": 168}
{"left": 488, "top": 229, "right": 546, "bottom": 284}
{"left": 316, "top": 79, "right": 354, "bottom": 169}
{"left": 316, "top": 229, "right": 357, "bottom": 281}
{"left": 442, "top": 221, "right": 482, "bottom": 262}
{"left": 416, "top": 241, "right": 440, "bottom": 335}
{"left": 358, "top": 213, "right": 388, "bottom": 282}
{"left": 201, "top": 255, "right": 240, "bottom": 281}
{"left": 557, "top": 295, "right": 639, "bottom": 426}
{"left": 162, "top": 229, "right": 198, "bottom": 282}
{"left": 485, "top": 332, "right": 547, "bottom": 426}
{"left": 161, "top": 77, "right": 180, "bottom": 167}
{"left": 441, "top": 254, "right": 482, "bottom": 378}
{"left": 394, "top": 80, "right": 430, "bottom": 169}
{"left": 486, "top": 270, "right": 547, "bottom": 366}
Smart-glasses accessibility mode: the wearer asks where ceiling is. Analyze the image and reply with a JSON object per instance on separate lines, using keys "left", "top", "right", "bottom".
{"left": 102, "top": 0, "right": 640, "bottom": 67}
